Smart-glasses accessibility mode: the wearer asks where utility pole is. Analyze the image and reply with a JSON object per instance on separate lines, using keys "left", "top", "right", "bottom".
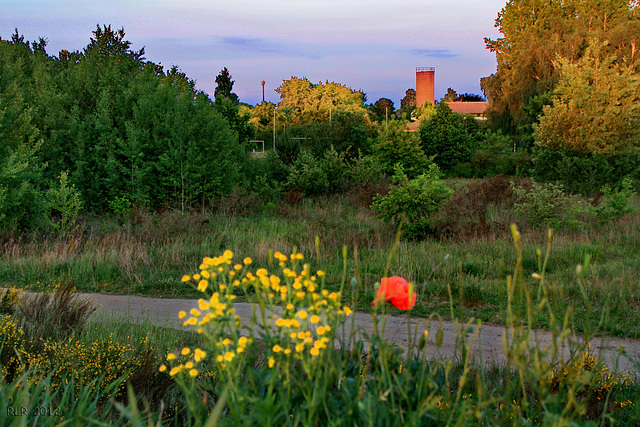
{"left": 261, "top": 80, "right": 265, "bottom": 103}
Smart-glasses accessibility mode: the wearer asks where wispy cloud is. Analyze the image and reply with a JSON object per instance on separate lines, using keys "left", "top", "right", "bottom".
{"left": 412, "top": 48, "right": 457, "bottom": 58}
{"left": 220, "top": 36, "right": 321, "bottom": 59}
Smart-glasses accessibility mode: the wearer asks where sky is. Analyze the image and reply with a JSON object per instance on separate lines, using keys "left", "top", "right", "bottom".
{"left": 2, "top": 0, "right": 506, "bottom": 107}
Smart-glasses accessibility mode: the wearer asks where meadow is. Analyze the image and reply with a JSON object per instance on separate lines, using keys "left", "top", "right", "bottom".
{"left": 2, "top": 179, "right": 640, "bottom": 425}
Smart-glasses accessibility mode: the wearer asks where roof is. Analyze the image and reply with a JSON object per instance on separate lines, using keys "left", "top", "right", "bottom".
{"left": 447, "top": 101, "right": 489, "bottom": 115}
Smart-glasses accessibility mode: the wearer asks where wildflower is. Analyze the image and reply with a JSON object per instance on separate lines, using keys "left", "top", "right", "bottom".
{"left": 182, "top": 347, "right": 191, "bottom": 355}
{"left": 343, "top": 306, "right": 352, "bottom": 316}
{"left": 194, "top": 348, "right": 206, "bottom": 362}
{"left": 310, "top": 315, "right": 320, "bottom": 324}
{"left": 197, "top": 280, "right": 208, "bottom": 292}
{"left": 178, "top": 311, "right": 186, "bottom": 319}
{"left": 371, "top": 276, "right": 416, "bottom": 310}
{"left": 244, "top": 257, "right": 252, "bottom": 265}
{"left": 273, "top": 345, "right": 283, "bottom": 353}
{"left": 268, "top": 356, "right": 275, "bottom": 368}
{"left": 189, "top": 369, "right": 198, "bottom": 377}
{"left": 159, "top": 365, "right": 167, "bottom": 372}
{"left": 181, "top": 275, "right": 191, "bottom": 282}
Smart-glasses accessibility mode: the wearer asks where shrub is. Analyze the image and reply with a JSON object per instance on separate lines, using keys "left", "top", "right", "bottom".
{"left": 438, "top": 176, "right": 515, "bottom": 238}
{"left": 372, "top": 164, "right": 453, "bottom": 239}
{"left": 348, "top": 151, "right": 385, "bottom": 185}
{"left": 595, "top": 177, "right": 637, "bottom": 222}
{"left": 418, "top": 102, "right": 476, "bottom": 175}
{"left": 47, "top": 171, "right": 83, "bottom": 237}
{"left": 287, "top": 150, "right": 330, "bottom": 196}
{"left": 531, "top": 147, "right": 640, "bottom": 195}
{"left": 372, "top": 120, "right": 431, "bottom": 178}
{"left": 511, "top": 180, "right": 593, "bottom": 230}
{"left": 17, "top": 280, "right": 96, "bottom": 350}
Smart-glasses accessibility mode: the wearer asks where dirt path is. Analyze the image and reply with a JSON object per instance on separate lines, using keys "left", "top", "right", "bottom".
{"left": 80, "top": 292, "right": 640, "bottom": 373}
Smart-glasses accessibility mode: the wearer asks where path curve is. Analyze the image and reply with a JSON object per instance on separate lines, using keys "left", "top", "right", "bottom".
{"left": 78, "top": 292, "right": 640, "bottom": 373}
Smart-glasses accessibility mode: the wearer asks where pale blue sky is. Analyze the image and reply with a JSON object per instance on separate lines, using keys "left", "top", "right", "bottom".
{"left": 2, "top": 0, "right": 506, "bottom": 106}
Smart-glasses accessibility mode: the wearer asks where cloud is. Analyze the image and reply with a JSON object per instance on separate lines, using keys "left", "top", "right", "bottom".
{"left": 412, "top": 48, "right": 457, "bottom": 58}
{"left": 220, "top": 36, "right": 321, "bottom": 59}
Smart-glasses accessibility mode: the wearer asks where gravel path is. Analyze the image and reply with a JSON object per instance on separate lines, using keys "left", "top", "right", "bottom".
{"left": 80, "top": 292, "right": 640, "bottom": 374}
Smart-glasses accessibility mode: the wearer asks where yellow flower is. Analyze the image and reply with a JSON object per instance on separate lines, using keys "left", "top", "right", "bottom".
{"left": 185, "top": 361, "right": 194, "bottom": 369}
{"left": 310, "top": 315, "right": 320, "bottom": 324}
{"left": 201, "top": 270, "right": 211, "bottom": 279}
{"left": 223, "top": 250, "right": 233, "bottom": 259}
{"left": 169, "top": 367, "right": 181, "bottom": 376}
{"left": 343, "top": 306, "right": 352, "bottom": 316}
{"left": 216, "top": 355, "right": 224, "bottom": 363}
{"left": 310, "top": 347, "right": 319, "bottom": 356}
{"left": 167, "top": 353, "right": 176, "bottom": 361}
{"left": 297, "top": 310, "right": 308, "bottom": 320}
{"left": 193, "top": 274, "right": 201, "bottom": 281}
{"left": 189, "top": 369, "right": 198, "bottom": 378}
{"left": 159, "top": 365, "right": 167, "bottom": 372}
{"left": 181, "top": 275, "right": 191, "bottom": 282}
{"left": 194, "top": 348, "right": 206, "bottom": 362}
{"left": 224, "top": 352, "right": 235, "bottom": 362}
{"left": 244, "top": 257, "right": 252, "bottom": 265}
{"left": 268, "top": 356, "right": 275, "bottom": 368}
{"left": 317, "top": 326, "right": 326, "bottom": 335}
{"left": 178, "top": 311, "right": 186, "bottom": 319}
{"left": 182, "top": 347, "right": 191, "bottom": 355}
{"left": 273, "top": 345, "right": 283, "bottom": 353}
{"left": 234, "top": 264, "right": 242, "bottom": 271}
{"left": 190, "top": 308, "right": 201, "bottom": 317}
{"left": 238, "top": 336, "right": 249, "bottom": 347}
{"left": 197, "top": 280, "right": 208, "bottom": 292}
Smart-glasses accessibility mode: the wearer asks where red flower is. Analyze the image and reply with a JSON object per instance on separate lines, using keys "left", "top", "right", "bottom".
{"left": 371, "top": 276, "right": 416, "bottom": 310}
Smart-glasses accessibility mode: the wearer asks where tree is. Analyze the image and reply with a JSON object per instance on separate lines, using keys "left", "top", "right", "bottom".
{"left": 369, "top": 98, "right": 395, "bottom": 123}
{"left": 398, "top": 89, "right": 416, "bottom": 119}
{"left": 214, "top": 67, "right": 239, "bottom": 103}
{"left": 372, "top": 120, "right": 431, "bottom": 178}
{"left": 534, "top": 40, "right": 640, "bottom": 153}
{"left": 84, "top": 25, "right": 145, "bottom": 62}
{"left": 275, "top": 77, "right": 369, "bottom": 124}
{"left": 418, "top": 102, "right": 475, "bottom": 174}
{"left": 481, "top": 0, "right": 640, "bottom": 131}
{"left": 443, "top": 88, "right": 458, "bottom": 102}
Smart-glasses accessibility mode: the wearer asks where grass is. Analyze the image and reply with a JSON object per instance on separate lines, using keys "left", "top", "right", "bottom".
{"left": 1, "top": 186, "right": 640, "bottom": 339}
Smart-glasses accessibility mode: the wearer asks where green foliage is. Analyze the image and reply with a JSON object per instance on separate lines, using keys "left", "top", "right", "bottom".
{"left": 287, "top": 151, "right": 330, "bottom": 196}
{"left": 275, "top": 77, "right": 369, "bottom": 124}
{"left": 348, "top": 151, "right": 385, "bottom": 185}
{"left": 596, "top": 177, "right": 637, "bottom": 222}
{"left": 372, "top": 120, "right": 431, "bottom": 178}
{"left": 531, "top": 147, "right": 640, "bottom": 195}
{"left": 372, "top": 164, "right": 453, "bottom": 239}
{"left": 214, "top": 67, "right": 238, "bottom": 103}
{"left": 418, "top": 102, "right": 476, "bottom": 174}
{"left": 511, "top": 180, "right": 593, "bottom": 230}
{"left": 307, "top": 110, "right": 372, "bottom": 159}
{"left": 108, "top": 195, "right": 132, "bottom": 217}
{"left": 47, "top": 171, "right": 82, "bottom": 237}
{"left": 534, "top": 40, "right": 640, "bottom": 154}
{"left": 0, "top": 27, "right": 246, "bottom": 216}
{"left": 482, "top": 0, "right": 640, "bottom": 131}
{"left": 0, "top": 139, "right": 49, "bottom": 231}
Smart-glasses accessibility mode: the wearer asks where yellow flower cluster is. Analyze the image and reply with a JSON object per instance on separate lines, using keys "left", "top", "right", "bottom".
{"left": 165, "top": 249, "right": 353, "bottom": 378}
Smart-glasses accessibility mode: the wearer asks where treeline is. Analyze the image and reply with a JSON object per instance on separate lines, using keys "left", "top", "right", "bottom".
{"left": 1, "top": 26, "right": 509, "bottom": 233}
{"left": 482, "top": 0, "right": 640, "bottom": 193}
{"left": 0, "top": 26, "right": 250, "bottom": 231}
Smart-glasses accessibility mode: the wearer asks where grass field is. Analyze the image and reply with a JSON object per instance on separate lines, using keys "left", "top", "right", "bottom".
{"left": 2, "top": 187, "right": 639, "bottom": 338}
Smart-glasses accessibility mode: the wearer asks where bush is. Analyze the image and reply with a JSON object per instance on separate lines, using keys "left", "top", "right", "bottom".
{"left": 372, "top": 120, "right": 431, "bottom": 178}
{"left": 596, "top": 177, "right": 637, "bottom": 222}
{"left": 348, "top": 151, "right": 385, "bottom": 185}
{"left": 531, "top": 147, "right": 640, "bottom": 195}
{"left": 418, "top": 102, "right": 476, "bottom": 175}
{"left": 372, "top": 164, "right": 453, "bottom": 239}
{"left": 287, "top": 151, "right": 330, "bottom": 196}
{"left": 511, "top": 180, "right": 593, "bottom": 230}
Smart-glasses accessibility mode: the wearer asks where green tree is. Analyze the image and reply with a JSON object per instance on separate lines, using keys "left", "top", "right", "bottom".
{"left": 369, "top": 98, "right": 395, "bottom": 123}
{"left": 481, "top": 0, "right": 640, "bottom": 132}
{"left": 214, "top": 67, "right": 239, "bottom": 103}
{"left": 418, "top": 102, "right": 476, "bottom": 174}
{"left": 534, "top": 40, "right": 640, "bottom": 153}
{"left": 372, "top": 120, "right": 431, "bottom": 178}
{"left": 398, "top": 88, "right": 416, "bottom": 119}
{"left": 275, "top": 77, "right": 369, "bottom": 124}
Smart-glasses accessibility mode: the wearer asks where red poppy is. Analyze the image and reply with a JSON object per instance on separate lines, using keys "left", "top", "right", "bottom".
{"left": 371, "top": 276, "right": 416, "bottom": 310}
